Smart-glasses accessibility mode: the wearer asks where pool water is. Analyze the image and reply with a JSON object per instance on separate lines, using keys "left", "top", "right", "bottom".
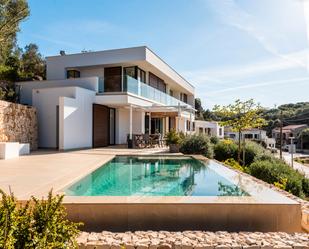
{"left": 65, "top": 156, "right": 248, "bottom": 196}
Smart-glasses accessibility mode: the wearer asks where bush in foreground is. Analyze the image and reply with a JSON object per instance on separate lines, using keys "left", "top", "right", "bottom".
{"left": 180, "top": 134, "right": 213, "bottom": 158}
{"left": 0, "top": 189, "right": 81, "bottom": 248}
{"left": 213, "top": 139, "right": 238, "bottom": 162}
{"left": 249, "top": 158, "right": 308, "bottom": 198}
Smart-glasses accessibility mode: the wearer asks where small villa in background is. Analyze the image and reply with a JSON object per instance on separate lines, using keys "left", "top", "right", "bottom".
{"left": 15, "top": 46, "right": 220, "bottom": 151}
{"left": 272, "top": 124, "right": 308, "bottom": 150}
{"left": 195, "top": 120, "right": 224, "bottom": 138}
{"left": 225, "top": 128, "right": 276, "bottom": 149}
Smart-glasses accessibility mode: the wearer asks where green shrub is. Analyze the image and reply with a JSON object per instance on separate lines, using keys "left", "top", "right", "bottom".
{"left": 180, "top": 134, "right": 213, "bottom": 158}
{"left": 249, "top": 159, "right": 307, "bottom": 198}
{"left": 223, "top": 158, "right": 244, "bottom": 172}
{"left": 213, "top": 139, "right": 238, "bottom": 162}
{"left": 0, "top": 189, "right": 81, "bottom": 248}
{"left": 210, "top": 136, "right": 219, "bottom": 145}
{"left": 242, "top": 141, "right": 268, "bottom": 166}
{"left": 165, "top": 129, "right": 181, "bottom": 145}
{"left": 302, "top": 178, "right": 309, "bottom": 196}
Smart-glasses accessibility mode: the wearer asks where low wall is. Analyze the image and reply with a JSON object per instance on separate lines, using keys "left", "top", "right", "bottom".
{"left": 65, "top": 202, "right": 302, "bottom": 233}
{"left": 77, "top": 230, "right": 309, "bottom": 249}
{"left": 0, "top": 100, "right": 37, "bottom": 150}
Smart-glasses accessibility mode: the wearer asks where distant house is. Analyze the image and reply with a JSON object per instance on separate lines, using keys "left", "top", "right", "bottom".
{"left": 225, "top": 128, "right": 276, "bottom": 149}
{"left": 194, "top": 120, "right": 224, "bottom": 138}
{"left": 272, "top": 124, "right": 308, "bottom": 149}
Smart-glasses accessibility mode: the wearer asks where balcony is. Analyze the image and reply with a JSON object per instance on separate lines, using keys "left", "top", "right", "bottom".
{"left": 98, "top": 75, "right": 190, "bottom": 107}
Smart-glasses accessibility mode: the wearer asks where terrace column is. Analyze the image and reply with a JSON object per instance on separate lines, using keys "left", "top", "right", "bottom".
{"left": 177, "top": 103, "right": 181, "bottom": 132}
{"left": 189, "top": 111, "right": 192, "bottom": 132}
{"left": 127, "top": 105, "right": 134, "bottom": 148}
{"left": 149, "top": 112, "right": 151, "bottom": 134}
{"left": 129, "top": 105, "right": 133, "bottom": 140}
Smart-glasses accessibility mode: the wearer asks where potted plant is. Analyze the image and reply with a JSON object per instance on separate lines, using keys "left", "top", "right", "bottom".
{"left": 165, "top": 129, "right": 181, "bottom": 153}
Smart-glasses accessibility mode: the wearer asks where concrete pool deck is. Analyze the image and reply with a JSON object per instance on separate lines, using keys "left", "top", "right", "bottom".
{"left": 0, "top": 147, "right": 168, "bottom": 199}
{"left": 0, "top": 148, "right": 307, "bottom": 232}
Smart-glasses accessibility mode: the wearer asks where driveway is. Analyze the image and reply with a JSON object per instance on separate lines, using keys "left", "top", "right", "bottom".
{"left": 279, "top": 151, "right": 309, "bottom": 178}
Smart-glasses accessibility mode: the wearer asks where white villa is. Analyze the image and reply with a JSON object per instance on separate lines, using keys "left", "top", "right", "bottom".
{"left": 17, "top": 46, "right": 197, "bottom": 150}
{"left": 195, "top": 120, "right": 224, "bottom": 138}
{"left": 225, "top": 128, "right": 276, "bottom": 149}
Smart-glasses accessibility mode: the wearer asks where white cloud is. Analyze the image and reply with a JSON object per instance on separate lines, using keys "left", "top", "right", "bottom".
{"left": 208, "top": 0, "right": 308, "bottom": 69}
{"left": 206, "top": 76, "right": 309, "bottom": 94}
{"left": 183, "top": 49, "right": 309, "bottom": 85}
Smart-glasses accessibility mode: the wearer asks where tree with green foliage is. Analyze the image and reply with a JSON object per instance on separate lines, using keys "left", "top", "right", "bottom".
{"left": 0, "top": 0, "right": 29, "bottom": 63}
{"left": 213, "top": 99, "right": 266, "bottom": 164}
{"left": 0, "top": 1, "right": 46, "bottom": 102}
{"left": 195, "top": 98, "right": 204, "bottom": 120}
{"left": 20, "top": 43, "right": 45, "bottom": 80}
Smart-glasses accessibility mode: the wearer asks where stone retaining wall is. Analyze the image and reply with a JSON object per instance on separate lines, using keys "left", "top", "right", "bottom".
{"left": 0, "top": 100, "right": 37, "bottom": 150}
{"left": 77, "top": 231, "right": 309, "bottom": 249}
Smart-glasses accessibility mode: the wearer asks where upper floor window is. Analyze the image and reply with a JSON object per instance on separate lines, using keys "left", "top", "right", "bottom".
{"left": 170, "top": 89, "right": 174, "bottom": 96}
{"left": 149, "top": 72, "right": 166, "bottom": 93}
{"left": 138, "top": 68, "right": 146, "bottom": 83}
{"left": 67, "top": 70, "right": 80, "bottom": 79}
{"left": 180, "top": 93, "right": 188, "bottom": 103}
{"left": 124, "top": 66, "right": 137, "bottom": 79}
{"left": 104, "top": 67, "right": 122, "bottom": 92}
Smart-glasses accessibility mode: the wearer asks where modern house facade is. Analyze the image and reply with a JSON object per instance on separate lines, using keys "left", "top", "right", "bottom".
{"left": 17, "top": 46, "right": 195, "bottom": 150}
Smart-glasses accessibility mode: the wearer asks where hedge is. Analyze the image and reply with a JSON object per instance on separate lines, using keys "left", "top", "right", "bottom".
{"left": 180, "top": 134, "right": 214, "bottom": 158}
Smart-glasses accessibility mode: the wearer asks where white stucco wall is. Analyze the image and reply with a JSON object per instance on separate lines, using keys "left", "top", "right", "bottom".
{"left": 18, "top": 77, "right": 99, "bottom": 105}
{"left": 225, "top": 129, "right": 267, "bottom": 141}
{"left": 46, "top": 47, "right": 146, "bottom": 80}
{"left": 59, "top": 88, "right": 96, "bottom": 150}
{"left": 32, "top": 86, "right": 95, "bottom": 149}
{"left": 32, "top": 87, "right": 76, "bottom": 148}
{"left": 116, "top": 108, "right": 145, "bottom": 144}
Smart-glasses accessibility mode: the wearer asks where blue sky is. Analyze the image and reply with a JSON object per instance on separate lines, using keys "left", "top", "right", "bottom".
{"left": 17, "top": 0, "right": 309, "bottom": 109}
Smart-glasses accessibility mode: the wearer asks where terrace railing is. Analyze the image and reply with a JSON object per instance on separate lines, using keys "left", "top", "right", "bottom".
{"left": 98, "top": 75, "right": 189, "bottom": 107}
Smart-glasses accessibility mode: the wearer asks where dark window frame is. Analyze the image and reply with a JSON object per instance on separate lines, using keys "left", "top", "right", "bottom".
{"left": 104, "top": 66, "right": 122, "bottom": 92}
{"left": 66, "top": 69, "right": 80, "bottom": 79}
{"left": 149, "top": 72, "right": 166, "bottom": 93}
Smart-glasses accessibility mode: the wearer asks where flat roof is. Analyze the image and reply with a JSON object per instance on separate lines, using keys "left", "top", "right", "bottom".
{"left": 46, "top": 46, "right": 195, "bottom": 93}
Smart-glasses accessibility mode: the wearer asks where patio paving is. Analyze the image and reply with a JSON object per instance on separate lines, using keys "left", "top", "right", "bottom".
{"left": 0, "top": 146, "right": 168, "bottom": 199}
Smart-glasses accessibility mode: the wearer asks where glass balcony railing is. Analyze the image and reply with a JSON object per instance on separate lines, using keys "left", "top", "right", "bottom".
{"left": 98, "top": 75, "right": 190, "bottom": 107}
{"left": 126, "top": 75, "right": 182, "bottom": 106}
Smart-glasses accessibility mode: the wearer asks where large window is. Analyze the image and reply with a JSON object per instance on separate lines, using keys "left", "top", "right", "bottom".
{"left": 66, "top": 70, "right": 80, "bottom": 79}
{"left": 149, "top": 72, "right": 166, "bottom": 93}
{"left": 124, "top": 66, "right": 137, "bottom": 79}
{"left": 104, "top": 67, "right": 122, "bottom": 92}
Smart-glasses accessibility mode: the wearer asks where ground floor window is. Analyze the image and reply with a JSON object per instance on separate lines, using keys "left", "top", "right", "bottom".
{"left": 151, "top": 118, "right": 163, "bottom": 134}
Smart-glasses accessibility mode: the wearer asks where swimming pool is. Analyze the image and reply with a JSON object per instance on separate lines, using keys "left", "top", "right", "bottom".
{"left": 65, "top": 156, "right": 248, "bottom": 196}
{"left": 62, "top": 155, "right": 301, "bottom": 232}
